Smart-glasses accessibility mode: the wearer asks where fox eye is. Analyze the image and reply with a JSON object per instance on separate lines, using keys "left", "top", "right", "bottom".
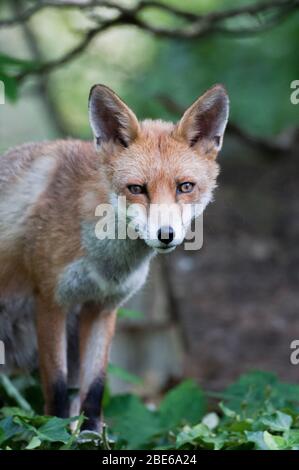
{"left": 177, "top": 182, "right": 195, "bottom": 194}
{"left": 127, "top": 184, "right": 145, "bottom": 195}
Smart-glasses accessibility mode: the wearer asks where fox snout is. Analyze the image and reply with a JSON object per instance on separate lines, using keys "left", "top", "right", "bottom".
{"left": 155, "top": 226, "right": 176, "bottom": 253}
{"left": 157, "top": 225, "right": 175, "bottom": 245}
{"left": 125, "top": 201, "right": 191, "bottom": 252}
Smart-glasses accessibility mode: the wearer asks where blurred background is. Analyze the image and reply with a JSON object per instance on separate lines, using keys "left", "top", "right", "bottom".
{"left": 0, "top": 0, "right": 298, "bottom": 397}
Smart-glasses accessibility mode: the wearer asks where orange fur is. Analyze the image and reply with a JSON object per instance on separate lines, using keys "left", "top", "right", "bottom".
{"left": 0, "top": 84, "right": 229, "bottom": 429}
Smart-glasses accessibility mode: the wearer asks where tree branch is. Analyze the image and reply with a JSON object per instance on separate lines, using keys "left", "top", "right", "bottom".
{"left": 9, "top": 0, "right": 297, "bottom": 83}
{"left": 0, "top": 1, "right": 124, "bottom": 28}
{"left": 1, "top": 0, "right": 298, "bottom": 29}
{"left": 16, "top": 19, "right": 118, "bottom": 82}
{"left": 1, "top": 1, "right": 297, "bottom": 155}
{"left": 11, "top": 0, "right": 71, "bottom": 136}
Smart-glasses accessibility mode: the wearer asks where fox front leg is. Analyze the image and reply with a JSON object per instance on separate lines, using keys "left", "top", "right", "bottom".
{"left": 36, "top": 295, "right": 70, "bottom": 418}
{"left": 79, "top": 303, "right": 117, "bottom": 431}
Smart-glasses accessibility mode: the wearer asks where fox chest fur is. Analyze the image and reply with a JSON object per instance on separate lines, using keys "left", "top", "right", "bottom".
{"left": 55, "top": 221, "right": 154, "bottom": 309}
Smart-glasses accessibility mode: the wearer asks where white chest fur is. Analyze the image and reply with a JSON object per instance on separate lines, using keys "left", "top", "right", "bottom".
{"left": 55, "top": 223, "right": 154, "bottom": 309}
{"left": 55, "top": 257, "right": 151, "bottom": 308}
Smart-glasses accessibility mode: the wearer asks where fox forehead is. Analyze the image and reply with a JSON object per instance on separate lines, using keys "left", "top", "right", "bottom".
{"left": 110, "top": 119, "right": 219, "bottom": 186}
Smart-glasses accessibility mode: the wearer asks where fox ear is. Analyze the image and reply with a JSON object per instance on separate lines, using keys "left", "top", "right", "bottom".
{"left": 89, "top": 84, "right": 140, "bottom": 149}
{"left": 176, "top": 84, "right": 229, "bottom": 155}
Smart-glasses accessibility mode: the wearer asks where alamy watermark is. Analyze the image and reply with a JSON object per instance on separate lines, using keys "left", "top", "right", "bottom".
{"left": 290, "top": 340, "right": 299, "bottom": 365}
{"left": 290, "top": 80, "right": 299, "bottom": 105}
{"left": 94, "top": 197, "right": 204, "bottom": 250}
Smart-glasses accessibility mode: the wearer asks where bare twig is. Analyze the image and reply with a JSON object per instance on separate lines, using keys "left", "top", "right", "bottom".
{"left": 16, "top": 21, "right": 113, "bottom": 82}
{"left": 0, "top": 1, "right": 124, "bottom": 28}
{"left": 9, "top": 0, "right": 297, "bottom": 83}
{"left": 1, "top": 0, "right": 298, "bottom": 154}
{"left": 12, "top": 0, "right": 71, "bottom": 135}
{"left": 1, "top": 0, "right": 298, "bottom": 29}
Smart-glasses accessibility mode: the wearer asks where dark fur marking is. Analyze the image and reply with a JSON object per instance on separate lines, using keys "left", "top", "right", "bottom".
{"left": 81, "top": 377, "right": 105, "bottom": 431}
{"left": 49, "top": 375, "right": 70, "bottom": 418}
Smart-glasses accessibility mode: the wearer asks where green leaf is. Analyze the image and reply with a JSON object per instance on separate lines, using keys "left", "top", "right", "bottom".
{"left": 176, "top": 423, "right": 229, "bottom": 450}
{"left": 263, "top": 431, "right": 286, "bottom": 450}
{"left": 257, "top": 411, "right": 292, "bottom": 432}
{"left": 108, "top": 364, "right": 142, "bottom": 385}
{"left": 176, "top": 423, "right": 210, "bottom": 448}
{"left": 0, "top": 375, "right": 32, "bottom": 411}
{"left": 159, "top": 380, "right": 206, "bottom": 431}
{"left": 25, "top": 436, "right": 42, "bottom": 450}
{"left": 0, "top": 406, "right": 34, "bottom": 419}
{"left": 37, "top": 417, "right": 72, "bottom": 443}
{"left": 283, "top": 429, "right": 299, "bottom": 449}
{"left": 222, "top": 371, "right": 299, "bottom": 417}
{"left": 0, "top": 428, "right": 5, "bottom": 446}
{"left": 219, "top": 402, "right": 238, "bottom": 419}
{"left": 0, "top": 416, "right": 23, "bottom": 445}
{"left": 245, "top": 431, "right": 269, "bottom": 450}
{"left": 106, "top": 395, "right": 159, "bottom": 449}
{"left": 61, "top": 414, "right": 85, "bottom": 450}
{"left": 117, "top": 308, "right": 144, "bottom": 319}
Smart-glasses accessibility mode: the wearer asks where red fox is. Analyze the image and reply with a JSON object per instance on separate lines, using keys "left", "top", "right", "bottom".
{"left": 0, "top": 84, "right": 229, "bottom": 431}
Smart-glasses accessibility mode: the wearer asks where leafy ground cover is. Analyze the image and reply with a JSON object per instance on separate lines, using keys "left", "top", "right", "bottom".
{"left": 1, "top": 370, "right": 299, "bottom": 450}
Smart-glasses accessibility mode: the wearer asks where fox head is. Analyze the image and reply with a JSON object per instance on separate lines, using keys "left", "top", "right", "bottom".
{"left": 89, "top": 84, "right": 229, "bottom": 253}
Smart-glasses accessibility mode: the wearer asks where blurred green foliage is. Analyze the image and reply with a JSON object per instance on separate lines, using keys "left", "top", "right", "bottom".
{"left": 0, "top": 0, "right": 298, "bottom": 146}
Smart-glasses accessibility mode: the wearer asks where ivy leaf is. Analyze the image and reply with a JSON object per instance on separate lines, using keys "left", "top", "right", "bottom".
{"left": 36, "top": 417, "right": 72, "bottom": 443}
{"left": 159, "top": 380, "right": 206, "bottom": 431}
{"left": 25, "top": 436, "right": 42, "bottom": 450}
{"left": 263, "top": 431, "right": 287, "bottom": 450}
{"left": 106, "top": 395, "right": 159, "bottom": 449}
{"left": 0, "top": 416, "right": 24, "bottom": 445}
{"left": 246, "top": 431, "right": 270, "bottom": 450}
{"left": 256, "top": 411, "right": 292, "bottom": 432}
{"left": 176, "top": 423, "right": 211, "bottom": 448}
{"left": 108, "top": 364, "right": 142, "bottom": 385}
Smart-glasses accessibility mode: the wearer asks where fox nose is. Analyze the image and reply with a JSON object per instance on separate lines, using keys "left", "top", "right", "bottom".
{"left": 157, "top": 226, "right": 175, "bottom": 245}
